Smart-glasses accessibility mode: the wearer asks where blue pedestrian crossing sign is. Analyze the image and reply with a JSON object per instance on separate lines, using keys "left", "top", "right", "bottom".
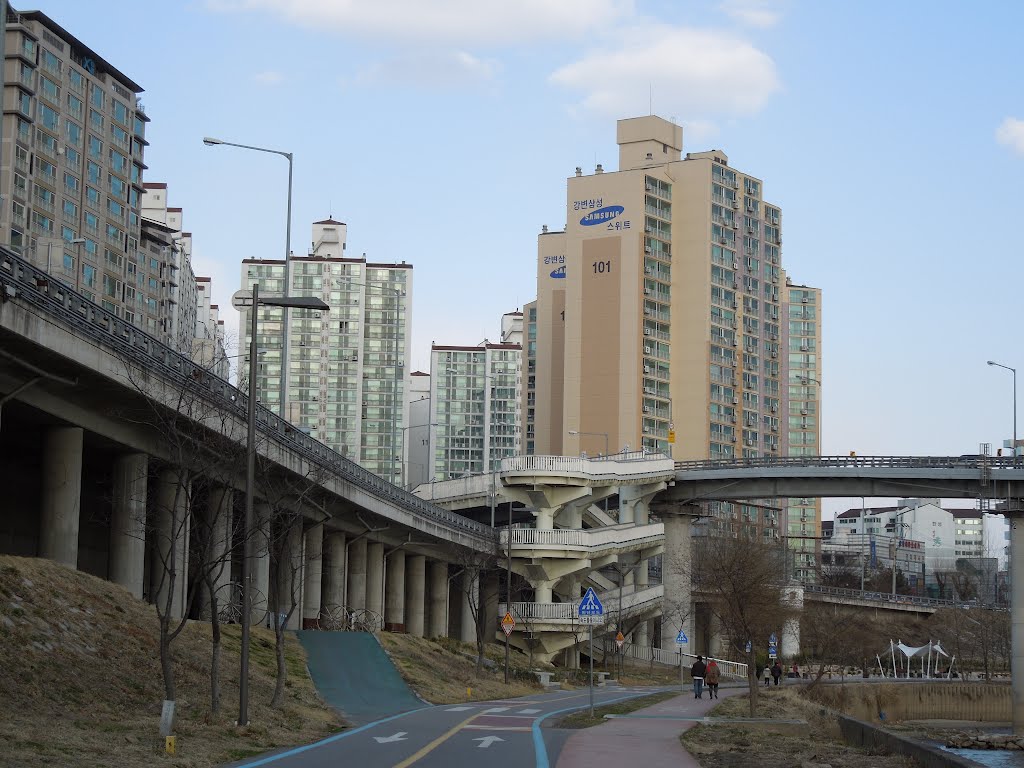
{"left": 768, "top": 644, "right": 777, "bottom": 658}
{"left": 675, "top": 630, "right": 689, "bottom": 645}
{"left": 578, "top": 587, "right": 604, "bottom": 618}
{"left": 745, "top": 640, "right": 752, "bottom": 653}
{"left": 769, "top": 633, "right": 777, "bottom": 644}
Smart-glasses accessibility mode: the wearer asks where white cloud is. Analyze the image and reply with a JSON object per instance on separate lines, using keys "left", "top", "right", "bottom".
{"left": 719, "top": 0, "right": 783, "bottom": 28}
{"left": 996, "top": 117, "right": 1024, "bottom": 157}
{"left": 252, "top": 70, "right": 285, "bottom": 86}
{"left": 549, "top": 25, "right": 780, "bottom": 121}
{"left": 351, "top": 50, "right": 499, "bottom": 88}
{"left": 208, "top": 0, "right": 634, "bottom": 45}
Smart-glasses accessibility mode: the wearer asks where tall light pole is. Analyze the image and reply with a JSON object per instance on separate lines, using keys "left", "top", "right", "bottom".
{"left": 234, "top": 286, "right": 328, "bottom": 727}
{"left": 204, "top": 137, "right": 293, "bottom": 404}
{"left": 987, "top": 361, "right": 1017, "bottom": 459}
{"left": 568, "top": 429, "right": 609, "bottom": 458}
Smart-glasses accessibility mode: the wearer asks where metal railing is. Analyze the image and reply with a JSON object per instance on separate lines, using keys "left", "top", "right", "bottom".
{"left": 675, "top": 455, "right": 1023, "bottom": 471}
{"left": 500, "top": 584, "right": 663, "bottom": 623}
{"left": 803, "top": 583, "right": 988, "bottom": 610}
{"left": 500, "top": 522, "right": 664, "bottom": 550}
{"left": 502, "top": 452, "right": 675, "bottom": 476}
{"left": 0, "top": 247, "right": 494, "bottom": 544}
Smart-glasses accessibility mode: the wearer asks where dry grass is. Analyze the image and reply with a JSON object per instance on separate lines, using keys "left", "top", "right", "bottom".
{"left": 377, "top": 633, "right": 541, "bottom": 703}
{"left": 0, "top": 555, "right": 341, "bottom": 767}
{"left": 681, "top": 688, "right": 916, "bottom": 768}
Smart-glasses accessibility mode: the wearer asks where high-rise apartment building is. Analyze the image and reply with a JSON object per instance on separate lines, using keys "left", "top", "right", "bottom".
{"left": 528, "top": 116, "right": 822, "bottom": 551}
{"left": 1, "top": 8, "right": 154, "bottom": 327}
{"left": 240, "top": 218, "right": 412, "bottom": 482}
{"left": 428, "top": 315, "right": 523, "bottom": 479}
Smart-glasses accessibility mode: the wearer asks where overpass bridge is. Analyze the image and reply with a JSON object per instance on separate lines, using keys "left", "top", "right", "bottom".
{"left": 0, "top": 247, "right": 492, "bottom": 641}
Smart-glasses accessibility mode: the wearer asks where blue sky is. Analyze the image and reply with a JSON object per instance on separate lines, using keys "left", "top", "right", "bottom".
{"left": 36, "top": 0, "right": 1024, "bottom": 512}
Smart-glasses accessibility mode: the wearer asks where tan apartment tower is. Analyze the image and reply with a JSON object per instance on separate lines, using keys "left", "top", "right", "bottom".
{"left": 528, "top": 116, "right": 822, "bottom": 552}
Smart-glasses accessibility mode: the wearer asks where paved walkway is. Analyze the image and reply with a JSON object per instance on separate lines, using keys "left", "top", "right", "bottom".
{"left": 555, "top": 685, "right": 743, "bottom": 768}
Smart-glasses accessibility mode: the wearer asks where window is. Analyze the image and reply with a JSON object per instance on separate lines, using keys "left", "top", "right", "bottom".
{"left": 86, "top": 186, "right": 101, "bottom": 207}
{"left": 65, "top": 119, "right": 82, "bottom": 146}
{"left": 38, "top": 103, "right": 59, "bottom": 131}
{"left": 107, "top": 199, "right": 124, "bottom": 219}
{"left": 112, "top": 99, "right": 128, "bottom": 125}
{"left": 67, "top": 93, "right": 83, "bottom": 119}
{"left": 111, "top": 124, "right": 129, "bottom": 149}
{"left": 65, "top": 147, "right": 81, "bottom": 168}
{"left": 82, "top": 264, "right": 97, "bottom": 287}
{"left": 17, "top": 90, "right": 32, "bottom": 118}
{"left": 89, "top": 108, "right": 103, "bottom": 131}
{"left": 68, "top": 69, "right": 84, "bottom": 94}
{"left": 88, "top": 135, "right": 103, "bottom": 159}
{"left": 109, "top": 150, "right": 128, "bottom": 175}
{"left": 87, "top": 162, "right": 101, "bottom": 184}
{"left": 37, "top": 159, "right": 57, "bottom": 182}
{"left": 62, "top": 199, "right": 77, "bottom": 218}
{"left": 41, "top": 49, "right": 61, "bottom": 75}
{"left": 40, "top": 75, "right": 60, "bottom": 102}
{"left": 84, "top": 212, "right": 99, "bottom": 233}
{"left": 91, "top": 85, "right": 104, "bottom": 110}
{"left": 109, "top": 176, "right": 126, "bottom": 199}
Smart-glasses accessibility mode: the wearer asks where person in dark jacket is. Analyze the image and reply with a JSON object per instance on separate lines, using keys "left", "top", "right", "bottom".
{"left": 771, "top": 660, "right": 783, "bottom": 686}
{"left": 691, "top": 655, "right": 707, "bottom": 699}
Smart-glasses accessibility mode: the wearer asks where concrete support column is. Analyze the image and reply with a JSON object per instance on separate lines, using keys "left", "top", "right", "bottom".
{"left": 276, "top": 518, "right": 303, "bottom": 630}
{"left": 366, "top": 542, "right": 385, "bottom": 619}
{"left": 251, "top": 501, "right": 271, "bottom": 626}
{"left": 323, "top": 531, "right": 347, "bottom": 610}
{"left": 460, "top": 570, "right": 479, "bottom": 644}
{"left": 347, "top": 538, "right": 368, "bottom": 611}
{"left": 199, "top": 485, "right": 233, "bottom": 618}
{"left": 781, "top": 585, "right": 803, "bottom": 659}
{"left": 634, "top": 620, "right": 649, "bottom": 649}
{"left": 482, "top": 572, "right": 499, "bottom": 644}
{"left": 563, "top": 646, "right": 580, "bottom": 669}
{"left": 428, "top": 560, "right": 448, "bottom": 637}
{"left": 534, "top": 580, "right": 553, "bottom": 603}
{"left": 150, "top": 467, "right": 190, "bottom": 619}
{"left": 109, "top": 452, "right": 148, "bottom": 598}
{"left": 302, "top": 523, "right": 324, "bottom": 629}
{"left": 660, "top": 512, "right": 693, "bottom": 653}
{"left": 405, "top": 555, "right": 426, "bottom": 637}
{"left": 1012, "top": 517, "right": 1024, "bottom": 734}
{"left": 536, "top": 507, "right": 555, "bottom": 530}
{"left": 385, "top": 549, "right": 406, "bottom": 630}
{"left": 39, "top": 426, "right": 84, "bottom": 567}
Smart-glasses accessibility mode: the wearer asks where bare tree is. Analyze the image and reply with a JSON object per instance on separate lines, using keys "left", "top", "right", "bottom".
{"left": 116, "top": 353, "right": 248, "bottom": 713}
{"left": 450, "top": 545, "right": 500, "bottom": 672}
{"left": 691, "top": 534, "right": 793, "bottom": 716}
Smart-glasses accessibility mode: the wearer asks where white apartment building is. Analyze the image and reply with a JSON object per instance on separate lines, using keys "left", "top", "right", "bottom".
{"left": 240, "top": 218, "right": 412, "bottom": 482}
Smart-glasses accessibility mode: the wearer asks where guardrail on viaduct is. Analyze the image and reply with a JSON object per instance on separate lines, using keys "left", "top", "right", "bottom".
{"left": 0, "top": 247, "right": 493, "bottom": 544}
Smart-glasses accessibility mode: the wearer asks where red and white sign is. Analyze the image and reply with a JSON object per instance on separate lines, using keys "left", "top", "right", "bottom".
{"left": 615, "top": 631, "right": 625, "bottom": 649}
{"left": 500, "top": 612, "right": 516, "bottom": 636}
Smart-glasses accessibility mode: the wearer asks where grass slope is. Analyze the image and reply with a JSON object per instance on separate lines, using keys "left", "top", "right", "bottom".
{"left": 0, "top": 556, "right": 339, "bottom": 767}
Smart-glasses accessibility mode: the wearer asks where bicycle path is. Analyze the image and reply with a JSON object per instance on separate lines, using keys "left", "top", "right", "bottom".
{"left": 297, "top": 630, "right": 426, "bottom": 724}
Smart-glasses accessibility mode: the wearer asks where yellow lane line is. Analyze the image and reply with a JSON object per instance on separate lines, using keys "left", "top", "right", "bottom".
{"left": 390, "top": 713, "right": 479, "bottom": 768}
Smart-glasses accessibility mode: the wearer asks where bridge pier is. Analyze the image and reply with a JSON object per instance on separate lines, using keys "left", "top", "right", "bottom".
{"left": 347, "top": 538, "right": 368, "bottom": 611}
{"left": 302, "top": 523, "right": 324, "bottom": 629}
{"left": 39, "top": 426, "right": 83, "bottom": 568}
{"left": 1013, "top": 518, "right": 1024, "bottom": 734}
{"left": 366, "top": 542, "right": 385, "bottom": 619}
{"left": 252, "top": 501, "right": 272, "bottom": 625}
{"left": 405, "top": 554, "right": 426, "bottom": 637}
{"left": 459, "top": 570, "right": 479, "bottom": 643}
{"left": 198, "top": 485, "right": 233, "bottom": 618}
{"left": 322, "top": 530, "right": 346, "bottom": 612}
{"left": 427, "top": 559, "right": 448, "bottom": 637}
{"left": 659, "top": 509, "right": 697, "bottom": 653}
{"left": 150, "top": 467, "right": 191, "bottom": 619}
{"left": 276, "top": 518, "right": 304, "bottom": 630}
{"left": 781, "top": 584, "right": 803, "bottom": 659}
{"left": 385, "top": 549, "right": 406, "bottom": 630}
{"left": 109, "top": 452, "right": 148, "bottom": 598}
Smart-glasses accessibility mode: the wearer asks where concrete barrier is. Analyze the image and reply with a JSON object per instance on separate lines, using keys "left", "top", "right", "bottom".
{"left": 806, "top": 683, "right": 1009, "bottom": 723}
{"left": 837, "top": 714, "right": 984, "bottom": 768}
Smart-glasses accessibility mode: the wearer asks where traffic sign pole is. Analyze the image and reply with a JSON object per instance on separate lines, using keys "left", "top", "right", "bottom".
{"left": 589, "top": 625, "right": 594, "bottom": 717}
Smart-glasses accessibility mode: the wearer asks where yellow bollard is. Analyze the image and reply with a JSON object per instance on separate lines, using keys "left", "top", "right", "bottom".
{"left": 467, "top": 687, "right": 472, "bottom": 698}
{"left": 165, "top": 736, "right": 176, "bottom": 755}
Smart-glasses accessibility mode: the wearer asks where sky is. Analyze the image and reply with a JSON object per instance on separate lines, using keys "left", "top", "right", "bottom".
{"left": 33, "top": 0, "right": 1024, "bottom": 515}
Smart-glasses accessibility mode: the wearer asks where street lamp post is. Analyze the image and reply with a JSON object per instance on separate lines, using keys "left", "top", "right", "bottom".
{"left": 236, "top": 285, "right": 328, "bottom": 727}
{"left": 568, "top": 429, "right": 609, "bottom": 458}
{"left": 987, "top": 361, "right": 1017, "bottom": 458}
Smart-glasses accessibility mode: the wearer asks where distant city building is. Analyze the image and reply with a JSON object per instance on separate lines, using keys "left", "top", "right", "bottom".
{"left": 428, "top": 315, "right": 523, "bottom": 480}
{"left": 141, "top": 183, "right": 197, "bottom": 354}
{"left": 195, "top": 276, "right": 229, "bottom": 380}
{"left": 239, "top": 218, "right": 412, "bottom": 482}
{"left": 0, "top": 7, "right": 157, "bottom": 332}
{"left": 526, "top": 115, "right": 821, "bottom": 566}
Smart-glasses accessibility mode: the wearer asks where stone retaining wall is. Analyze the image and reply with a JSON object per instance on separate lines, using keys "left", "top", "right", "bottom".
{"left": 807, "top": 683, "right": 1008, "bottom": 723}
{"left": 837, "top": 714, "right": 983, "bottom": 768}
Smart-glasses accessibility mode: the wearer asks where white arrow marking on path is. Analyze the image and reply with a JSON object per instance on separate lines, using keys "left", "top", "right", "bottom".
{"left": 474, "top": 736, "right": 505, "bottom": 748}
{"left": 445, "top": 706, "right": 473, "bottom": 712}
{"left": 373, "top": 732, "right": 408, "bottom": 744}
{"left": 517, "top": 708, "right": 541, "bottom": 714}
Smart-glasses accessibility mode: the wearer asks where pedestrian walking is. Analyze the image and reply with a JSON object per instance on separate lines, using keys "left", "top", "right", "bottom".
{"left": 705, "top": 659, "right": 720, "bottom": 699}
{"left": 762, "top": 665, "right": 771, "bottom": 687}
{"left": 691, "top": 655, "right": 707, "bottom": 699}
{"left": 772, "top": 660, "right": 783, "bottom": 686}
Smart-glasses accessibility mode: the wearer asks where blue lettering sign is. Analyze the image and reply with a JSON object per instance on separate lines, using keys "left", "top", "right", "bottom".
{"left": 580, "top": 205, "right": 624, "bottom": 227}
{"left": 81, "top": 57, "right": 96, "bottom": 75}
{"left": 550, "top": 266, "right": 566, "bottom": 279}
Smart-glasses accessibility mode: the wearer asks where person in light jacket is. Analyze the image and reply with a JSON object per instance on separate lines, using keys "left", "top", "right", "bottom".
{"left": 762, "top": 665, "right": 771, "bottom": 687}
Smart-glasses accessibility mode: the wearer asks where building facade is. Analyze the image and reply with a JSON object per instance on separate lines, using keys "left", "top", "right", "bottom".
{"left": 1, "top": 8, "right": 155, "bottom": 328}
{"left": 240, "top": 218, "right": 412, "bottom": 482}
{"left": 527, "top": 115, "right": 822, "bottom": 557}
{"left": 428, "top": 333, "right": 522, "bottom": 480}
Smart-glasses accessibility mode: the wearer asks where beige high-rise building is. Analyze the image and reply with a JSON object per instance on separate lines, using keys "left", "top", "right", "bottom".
{"left": 528, "top": 116, "right": 822, "bottom": 555}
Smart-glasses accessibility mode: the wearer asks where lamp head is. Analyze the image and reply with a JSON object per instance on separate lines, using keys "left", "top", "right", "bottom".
{"left": 202, "top": 137, "right": 223, "bottom": 146}
{"left": 987, "top": 361, "right": 996, "bottom": 366}
{"left": 568, "top": 430, "right": 579, "bottom": 436}
{"left": 70, "top": 238, "right": 86, "bottom": 244}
